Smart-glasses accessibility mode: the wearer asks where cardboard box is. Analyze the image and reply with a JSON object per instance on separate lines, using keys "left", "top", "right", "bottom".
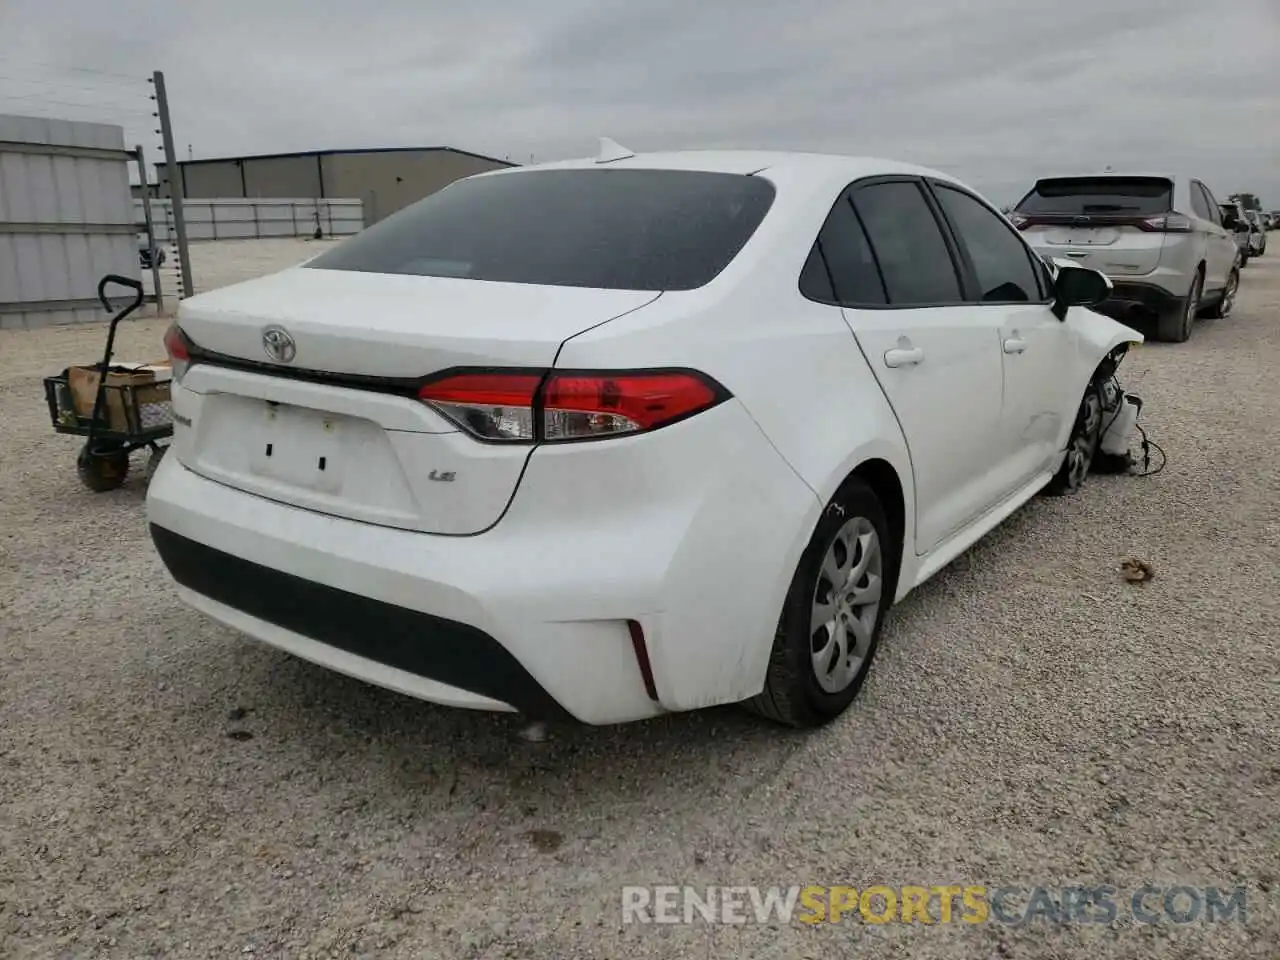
{"left": 67, "top": 364, "right": 172, "bottom": 433}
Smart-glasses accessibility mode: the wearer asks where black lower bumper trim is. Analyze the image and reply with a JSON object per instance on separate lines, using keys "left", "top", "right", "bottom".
{"left": 1097, "top": 282, "right": 1183, "bottom": 319}
{"left": 149, "top": 524, "right": 574, "bottom": 722}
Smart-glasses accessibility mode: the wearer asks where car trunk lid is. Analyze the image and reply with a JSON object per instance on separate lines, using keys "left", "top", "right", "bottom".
{"left": 173, "top": 267, "right": 660, "bottom": 534}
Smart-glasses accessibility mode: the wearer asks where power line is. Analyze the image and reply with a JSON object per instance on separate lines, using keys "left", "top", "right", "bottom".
{"left": 0, "top": 55, "right": 145, "bottom": 84}
{"left": 0, "top": 90, "right": 153, "bottom": 113}
{"left": 0, "top": 73, "right": 149, "bottom": 96}
{"left": 0, "top": 98, "right": 155, "bottom": 120}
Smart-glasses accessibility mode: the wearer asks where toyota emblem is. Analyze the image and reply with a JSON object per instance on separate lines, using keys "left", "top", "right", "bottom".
{"left": 261, "top": 325, "right": 296, "bottom": 364}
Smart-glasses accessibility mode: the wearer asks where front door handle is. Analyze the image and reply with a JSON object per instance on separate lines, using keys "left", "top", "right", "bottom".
{"left": 1003, "top": 337, "right": 1027, "bottom": 354}
{"left": 884, "top": 346, "right": 924, "bottom": 368}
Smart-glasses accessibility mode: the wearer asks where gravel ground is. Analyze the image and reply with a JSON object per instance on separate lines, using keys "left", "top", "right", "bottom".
{"left": 1, "top": 253, "right": 1278, "bottom": 959}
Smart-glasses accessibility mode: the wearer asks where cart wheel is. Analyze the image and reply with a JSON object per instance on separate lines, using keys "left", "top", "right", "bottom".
{"left": 77, "top": 442, "right": 129, "bottom": 492}
{"left": 145, "top": 445, "right": 168, "bottom": 482}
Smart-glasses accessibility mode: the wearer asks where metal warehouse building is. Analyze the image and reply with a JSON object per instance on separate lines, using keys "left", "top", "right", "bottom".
{"left": 153, "top": 146, "right": 515, "bottom": 223}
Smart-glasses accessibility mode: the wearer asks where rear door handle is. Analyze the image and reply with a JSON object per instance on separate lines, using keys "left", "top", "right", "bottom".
{"left": 883, "top": 346, "right": 924, "bottom": 368}
{"left": 1003, "top": 337, "right": 1027, "bottom": 354}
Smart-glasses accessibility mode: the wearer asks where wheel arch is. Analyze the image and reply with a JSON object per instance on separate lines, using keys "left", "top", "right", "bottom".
{"left": 847, "top": 458, "right": 906, "bottom": 602}
{"left": 814, "top": 452, "right": 911, "bottom": 607}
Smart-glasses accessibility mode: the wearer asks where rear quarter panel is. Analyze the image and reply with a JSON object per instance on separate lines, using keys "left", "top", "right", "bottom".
{"left": 556, "top": 174, "right": 917, "bottom": 606}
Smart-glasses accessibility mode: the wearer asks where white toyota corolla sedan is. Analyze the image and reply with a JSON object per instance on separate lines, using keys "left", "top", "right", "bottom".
{"left": 147, "top": 146, "right": 1142, "bottom": 728}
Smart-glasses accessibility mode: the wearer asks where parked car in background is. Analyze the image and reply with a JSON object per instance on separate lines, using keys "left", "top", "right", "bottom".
{"left": 1220, "top": 201, "right": 1252, "bottom": 267}
{"left": 147, "top": 148, "right": 1141, "bottom": 728}
{"left": 1244, "top": 210, "right": 1267, "bottom": 256}
{"left": 138, "top": 234, "right": 166, "bottom": 270}
{"left": 1268, "top": 211, "right": 1279, "bottom": 229}
{"left": 1010, "top": 173, "right": 1239, "bottom": 342}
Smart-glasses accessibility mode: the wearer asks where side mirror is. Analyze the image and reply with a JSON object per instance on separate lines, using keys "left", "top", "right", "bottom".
{"left": 1050, "top": 261, "right": 1111, "bottom": 320}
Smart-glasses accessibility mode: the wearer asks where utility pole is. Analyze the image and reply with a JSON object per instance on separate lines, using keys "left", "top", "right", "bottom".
{"left": 134, "top": 144, "right": 164, "bottom": 314}
{"left": 152, "top": 70, "right": 194, "bottom": 298}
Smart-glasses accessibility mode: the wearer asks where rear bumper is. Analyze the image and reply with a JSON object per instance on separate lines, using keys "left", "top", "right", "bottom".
{"left": 150, "top": 524, "right": 572, "bottom": 720}
{"left": 1095, "top": 281, "right": 1184, "bottom": 320}
{"left": 145, "top": 399, "right": 820, "bottom": 725}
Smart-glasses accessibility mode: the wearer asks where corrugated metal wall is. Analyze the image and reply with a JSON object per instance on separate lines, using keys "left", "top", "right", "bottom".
{"left": 0, "top": 114, "right": 139, "bottom": 330}
{"left": 319, "top": 150, "right": 509, "bottom": 223}
{"left": 157, "top": 149, "right": 512, "bottom": 222}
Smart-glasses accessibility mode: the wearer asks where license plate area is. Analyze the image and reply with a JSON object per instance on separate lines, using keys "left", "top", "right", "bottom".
{"left": 1048, "top": 227, "right": 1115, "bottom": 246}
{"left": 249, "top": 402, "right": 347, "bottom": 494}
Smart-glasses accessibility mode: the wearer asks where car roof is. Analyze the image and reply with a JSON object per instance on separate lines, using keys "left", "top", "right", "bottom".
{"left": 475, "top": 149, "right": 965, "bottom": 189}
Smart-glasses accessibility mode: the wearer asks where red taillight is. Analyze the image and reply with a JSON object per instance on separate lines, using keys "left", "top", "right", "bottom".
{"left": 163, "top": 323, "right": 190, "bottom": 361}
{"left": 163, "top": 323, "right": 192, "bottom": 382}
{"left": 416, "top": 368, "right": 727, "bottom": 443}
{"left": 543, "top": 371, "right": 720, "bottom": 439}
{"left": 1137, "top": 213, "right": 1192, "bottom": 233}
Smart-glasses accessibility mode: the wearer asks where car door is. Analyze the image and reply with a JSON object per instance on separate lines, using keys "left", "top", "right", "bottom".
{"left": 820, "top": 177, "right": 1007, "bottom": 556}
{"left": 1193, "top": 181, "right": 1234, "bottom": 291}
{"left": 925, "top": 180, "right": 1076, "bottom": 494}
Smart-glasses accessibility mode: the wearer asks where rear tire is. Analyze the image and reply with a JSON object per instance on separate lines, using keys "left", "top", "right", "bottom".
{"left": 1156, "top": 271, "right": 1200, "bottom": 343}
{"left": 745, "top": 479, "right": 894, "bottom": 728}
{"left": 1205, "top": 267, "right": 1239, "bottom": 319}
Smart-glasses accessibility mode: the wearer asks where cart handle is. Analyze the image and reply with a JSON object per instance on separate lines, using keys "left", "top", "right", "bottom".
{"left": 98, "top": 274, "right": 145, "bottom": 314}
{"left": 85, "top": 274, "right": 148, "bottom": 457}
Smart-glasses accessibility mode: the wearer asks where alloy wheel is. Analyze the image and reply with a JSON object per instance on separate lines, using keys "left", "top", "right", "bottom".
{"left": 1065, "top": 390, "right": 1103, "bottom": 489}
{"left": 810, "top": 516, "right": 883, "bottom": 694}
{"left": 1220, "top": 271, "right": 1238, "bottom": 317}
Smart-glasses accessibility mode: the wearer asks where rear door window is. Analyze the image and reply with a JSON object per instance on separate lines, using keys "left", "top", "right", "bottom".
{"left": 851, "top": 181, "right": 964, "bottom": 306}
{"left": 305, "top": 169, "right": 776, "bottom": 291}
{"left": 799, "top": 193, "right": 887, "bottom": 305}
{"left": 1015, "top": 177, "right": 1174, "bottom": 216}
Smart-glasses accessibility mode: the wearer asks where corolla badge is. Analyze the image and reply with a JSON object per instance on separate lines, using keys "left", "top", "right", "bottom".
{"left": 261, "top": 325, "right": 297, "bottom": 364}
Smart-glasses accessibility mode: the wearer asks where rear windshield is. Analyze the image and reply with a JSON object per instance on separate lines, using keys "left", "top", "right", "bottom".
{"left": 305, "top": 168, "right": 776, "bottom": 291}
{"left": 1015, "top": 177, "right": 1173, "bottom": 216}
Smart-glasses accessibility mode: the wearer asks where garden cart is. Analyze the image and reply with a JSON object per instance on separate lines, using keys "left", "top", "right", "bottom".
{"left": 42, "top": 274, "right": 173, "bottom": 492}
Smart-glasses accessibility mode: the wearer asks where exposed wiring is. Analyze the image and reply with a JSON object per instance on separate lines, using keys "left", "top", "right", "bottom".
{"left": 1099, "top": 373, "right": 1124, "bottom": 438}
{"left": 1131, "top": 423, "right": 1166, "bottom": 477}
{"left": 1096, "top": 352, "right": 1167, "bottom": 478}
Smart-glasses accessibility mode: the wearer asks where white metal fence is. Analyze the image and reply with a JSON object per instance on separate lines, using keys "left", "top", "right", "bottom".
{"left": 138, "top": 198, "right": 365, "bottom": 242}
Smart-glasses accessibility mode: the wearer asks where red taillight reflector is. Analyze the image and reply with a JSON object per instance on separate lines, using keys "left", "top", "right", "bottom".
{"left": 163, "top": 323, "right": 192, "bottom": 383}
{"left": 544, "top": 371, "right": 719, "bottom": 436}
{"left": 417, "top": 372, "right": 541, "bottom": 408}
{"left": 163, "top": 323, "right": 190, "bottom": 362}
{"left": 416, "top": 368, "right": 727, "bottom": 443}
{"left": 417, "top": 372, "right": 542, "bottom": 442}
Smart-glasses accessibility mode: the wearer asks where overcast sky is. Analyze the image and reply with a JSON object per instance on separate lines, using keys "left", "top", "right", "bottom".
{"left": 2, "top": 0, "right": 1277, "bottom": 205}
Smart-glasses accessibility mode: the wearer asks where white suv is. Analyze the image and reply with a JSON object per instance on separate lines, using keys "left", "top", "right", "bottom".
{"left": 1010, "top": 174, "right": 1239, "bottom": 342}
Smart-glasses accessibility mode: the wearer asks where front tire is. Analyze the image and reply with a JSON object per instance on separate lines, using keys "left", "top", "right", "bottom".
{"left": 746, "top": 479, "right": 893, "bottom": 728}
{"left": 1044, "top": 380, "right": 1104, "bottom": 496}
